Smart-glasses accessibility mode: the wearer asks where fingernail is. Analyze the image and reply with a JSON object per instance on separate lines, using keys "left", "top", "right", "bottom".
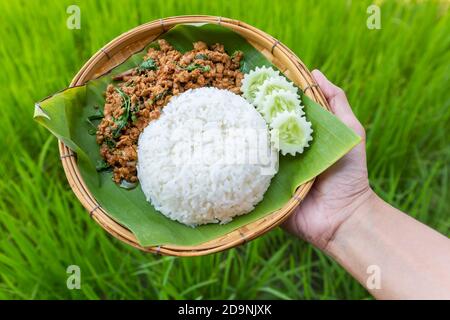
{"left": 313, "top": 69, "right": 324, "bottom": 78}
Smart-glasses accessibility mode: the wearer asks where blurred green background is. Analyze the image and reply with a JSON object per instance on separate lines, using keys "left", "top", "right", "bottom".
{"left": 0, "top": 0, "right": 448, "bottom": 299}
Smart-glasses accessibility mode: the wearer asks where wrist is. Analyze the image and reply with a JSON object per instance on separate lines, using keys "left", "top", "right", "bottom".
{"left": 324, "top": 187, "right": 380, "bottom": 256}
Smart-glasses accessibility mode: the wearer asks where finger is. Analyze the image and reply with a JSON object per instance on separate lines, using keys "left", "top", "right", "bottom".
{"left": 311, "top": 70, "right": 364, "bottom": 137}
{"left": 311, "top": 70, "right": 353, "bottom": 117}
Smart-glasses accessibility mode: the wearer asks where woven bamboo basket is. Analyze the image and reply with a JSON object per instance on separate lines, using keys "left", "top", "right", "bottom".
{"left": 59, "top": 15, "right": 330, "bottom": 257}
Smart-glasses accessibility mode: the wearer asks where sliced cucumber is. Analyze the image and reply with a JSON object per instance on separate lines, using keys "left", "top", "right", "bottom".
{"left": 254, "top": 76, "right": 298, "bottom": 108}
{"left": 260, "top": 89, "right": 304, "bottom": 123}
{"left": 241, "top": 66, "right": 279, "bottom": 103}
{"left": 242, "top": 66, "right": 313, "bottom": 157}
{"left": 270, "top": 111, "right": 313, "bottom": 156}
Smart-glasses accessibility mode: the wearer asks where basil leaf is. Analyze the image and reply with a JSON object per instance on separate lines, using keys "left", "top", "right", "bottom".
{"left": 96, "top": 159, "right": 111, "bottom": 172}
{"left": 138, "top": 58, "right": 157, "bottom": 71}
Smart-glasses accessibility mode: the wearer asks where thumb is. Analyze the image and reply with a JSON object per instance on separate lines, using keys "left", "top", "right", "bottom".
{"left": 311, "top": 70, "right": 365, "bottom": 138}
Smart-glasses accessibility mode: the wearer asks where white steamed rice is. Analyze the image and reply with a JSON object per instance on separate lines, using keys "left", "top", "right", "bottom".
{"left": 137, "top": 87, "right": 278, "bottom": 226}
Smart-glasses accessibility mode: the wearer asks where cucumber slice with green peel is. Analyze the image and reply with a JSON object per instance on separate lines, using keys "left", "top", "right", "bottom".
{"left": 260, "top": 89, "right": 304, "bottom": 123}
{"left": 270, "top": 111, "right": 313, "bottom": 156}
{"left": 254, "top": 76, "right": 298, "bottom": 108}
{"left": 241, "top": 66, "right": 279, "bottom": 103}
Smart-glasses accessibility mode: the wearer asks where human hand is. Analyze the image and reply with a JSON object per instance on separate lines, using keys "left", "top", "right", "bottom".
{"left": 283, "top": 70, "right": 374, "bottom": 250}
{"left": 283, "top": 71, "right": 450, "bottom": 299}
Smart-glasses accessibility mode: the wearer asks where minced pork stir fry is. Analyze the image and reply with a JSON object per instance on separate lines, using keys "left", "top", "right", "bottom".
{"left": 96, "top": 39, "right": 244, "bottom": 185}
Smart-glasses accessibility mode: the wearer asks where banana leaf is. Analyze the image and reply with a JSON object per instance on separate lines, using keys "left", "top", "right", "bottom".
{"left": 34, "top": 24, "right": 361, "bottom": 247}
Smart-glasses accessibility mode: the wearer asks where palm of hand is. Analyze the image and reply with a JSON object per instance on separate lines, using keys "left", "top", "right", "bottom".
{"left": 286, "top": 143, "right": 370, "bottom": 249}
{"left": 283, "top": 70, "right": 371, "bottom": 250}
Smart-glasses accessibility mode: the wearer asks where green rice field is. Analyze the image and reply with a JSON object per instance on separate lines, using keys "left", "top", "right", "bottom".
{"left": 0, "top": 0, "right": 448, "bottom": 299}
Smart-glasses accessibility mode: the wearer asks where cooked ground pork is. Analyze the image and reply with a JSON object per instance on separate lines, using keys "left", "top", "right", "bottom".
{"left": 96, "top": 40, "right": 244, "bottom": 184}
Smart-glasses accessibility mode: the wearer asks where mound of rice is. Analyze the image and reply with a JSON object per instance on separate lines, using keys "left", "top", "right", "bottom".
{"left": 137, "top": 87, "right": 278, "bottom": 226}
